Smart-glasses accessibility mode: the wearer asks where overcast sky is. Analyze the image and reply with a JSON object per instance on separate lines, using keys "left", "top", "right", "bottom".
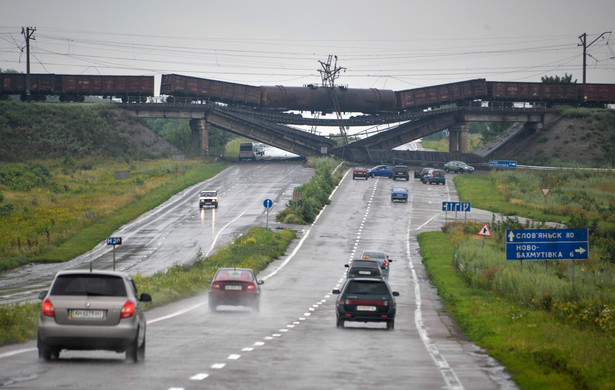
{"left": 1, "top": 0, "right": 613, "bottom": 93}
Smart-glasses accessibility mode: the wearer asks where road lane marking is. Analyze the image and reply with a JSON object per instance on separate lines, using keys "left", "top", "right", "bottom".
{"left": 0, "top": 348, "right": 37, "bottom": 359}
{"left": 147, "top": 302, "right": 206, "bottom": 324}
{"left": 406, "top": 203, "right": 465, "bottom": 390}
{"left": 190, "top": 373, "right": 209, "bottom": 380}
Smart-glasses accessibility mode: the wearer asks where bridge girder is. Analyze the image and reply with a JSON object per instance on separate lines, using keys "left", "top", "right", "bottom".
{"left": 205, "top": 109, "right": 337, "bottom": 158}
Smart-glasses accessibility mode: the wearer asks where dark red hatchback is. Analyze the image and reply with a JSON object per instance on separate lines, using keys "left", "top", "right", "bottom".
{"left": 208, "top": 268, "right": 263, "bottom": 312}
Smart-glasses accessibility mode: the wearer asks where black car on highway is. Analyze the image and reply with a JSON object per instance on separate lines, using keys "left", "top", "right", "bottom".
{"left": 392, "top": 165, "right": 409, "bottom": 181}
{"left": 332, "top": 278, "right": 399, "bottom": 330}
{"left": 345, "top": 259, "right": 383, "bottom": 279}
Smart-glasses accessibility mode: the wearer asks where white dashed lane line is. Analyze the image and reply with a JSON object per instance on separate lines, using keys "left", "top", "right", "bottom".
{"left": 169, "top": 169, "right": 374, "bottom": 390}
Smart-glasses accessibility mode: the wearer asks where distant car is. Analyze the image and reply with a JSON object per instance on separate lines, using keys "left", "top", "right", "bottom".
{"left": 444, "top": 161, "right": 475, "bottom": 173}
{"left": 421, "top": 169, "right": 446, "bottom": 185}
{"left": 360, "top": 250, "right": 393, "bottom": 278}
{"left": 415, "top": 167, "right": 434, "bottom": 179}
{"left": 37, "top": 270, "right": 152, "bottom": 362}
{"left": 254, "top": 143, "right": 265, "bottom": 156}
{"left": 345, "top": 259, "right": 383, "bottom": 279}
{"left": 368, "top": 165, "right": 394, "bottom": 178}
{"left": 199, "top": 190, "right": 219, "bottom": 209}
{"left": 238, "top": 142, "right": 256, "bottom": 161}
{"left": 332, "top": 277, "right": 399, "bottom": 330}
{"left": 392, "top": 165, "right": 409, "bottom": 181}
{"left": 207, "top": 268, "right": 263, "bottom": 312}
{"left": 352, "top": 166, "right": 368, "bottom": 180}
{"left": 391, "top": 186, "right": 409, "bottom": 202}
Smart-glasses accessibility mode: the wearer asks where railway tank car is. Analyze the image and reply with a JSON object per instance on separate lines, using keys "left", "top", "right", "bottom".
{"left": 0, "top": 73, "right": 154, "bottom": 102}
{"left": 259, "top": 85, "right": 397, "bottom": 114}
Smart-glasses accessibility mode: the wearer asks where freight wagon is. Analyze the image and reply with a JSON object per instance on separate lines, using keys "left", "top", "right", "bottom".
{"left": 395, "top": 79, "right": 487, "bottom": 111}
{"left": 0, "top": 73, "right": 154, "bottom": 102}
{"left": 160, "top": 74, "right": 261, "bottom": 105}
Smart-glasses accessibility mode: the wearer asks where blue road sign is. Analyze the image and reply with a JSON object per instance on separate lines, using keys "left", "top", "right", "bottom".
{"left": 441, "top": 201, "right": 471, "bottom": 212}
{"left": 263, "top": 199, "right": 273, "bottom": 209}
{"left": 505, "top": 228, "right": 588, "bottom": 260}
{"left": 489, "top": 160, "right": 517, "bottom": 168}
{"left": 107, "top": 237, "right": 122, "bottom": 245}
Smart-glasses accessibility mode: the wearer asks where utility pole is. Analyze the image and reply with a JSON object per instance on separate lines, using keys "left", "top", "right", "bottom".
{"left": 21, "top": 27, "right": 36, "bottom": 101}
{"left": 318, "top": 55, "right": 349, "bottom": 145}
{"left": 578, "top": 31, "right": 611, "bottom": 84}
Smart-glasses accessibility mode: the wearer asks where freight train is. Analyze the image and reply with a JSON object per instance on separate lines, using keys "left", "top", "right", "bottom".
{"left": 0, "top": 73, "right": 154, "bottom": 102}
{"left": 1, "top": 72, "right": 614, "bottom": 111}
{"left": 160, "top": 74, "right": 615, "bottom": 112}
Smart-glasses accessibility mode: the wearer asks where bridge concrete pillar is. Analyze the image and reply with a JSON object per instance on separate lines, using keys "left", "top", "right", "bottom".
{"left": 449, "top": 122, "right": 469, "bottom": 153}
{"left": 189, "top": 118, "right": 209, "bottom": 155}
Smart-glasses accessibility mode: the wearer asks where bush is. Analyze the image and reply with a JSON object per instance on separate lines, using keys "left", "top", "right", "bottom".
{"left": 275, "top": 157, "right": 342, "bottom": 224}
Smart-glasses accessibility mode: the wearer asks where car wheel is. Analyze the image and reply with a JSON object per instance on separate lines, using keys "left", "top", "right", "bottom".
{"left": 370, "top": 173, "right": 375, "bottom": 178}
{"left": 126, "top": 333, "right": 140, "bottom": 362}
{"left": 137, "top": 333, "right": 146, "bottom": 361}
{"left": 387, "top": 319, "right": 395, "bottom": 330}
{"left": 37, "top": 334, "right": 52, "bottom": 361}
{"left": 336, "top": 317, "right": 344, "bottom": 328}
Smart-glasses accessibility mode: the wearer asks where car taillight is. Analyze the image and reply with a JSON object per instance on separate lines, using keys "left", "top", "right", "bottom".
{"left": 42, "top": 298, "right": 55, "bottom": 317}
{"left": 211, "top": 281, "right": 221, "bottom": 289}
{"left": 246, "top": 283, "right": 256, "bottom": 290}
{"left": 121, "top": 300, "right": 136, "bottom": 319}
{"left": 383, "top": 260, "right": 389, "bottom": 267}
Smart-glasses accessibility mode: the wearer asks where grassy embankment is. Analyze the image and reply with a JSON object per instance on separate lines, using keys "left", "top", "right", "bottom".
{"left": 0, "top": 157, "right": 229, "bottom": 271}
{"left": 421, "top": 169, "right": 615, "bottom": 389}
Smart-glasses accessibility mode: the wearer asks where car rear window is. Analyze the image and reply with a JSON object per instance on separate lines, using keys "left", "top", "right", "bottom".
{"left": 50, "top": 274, "right": 127, "bottom": 297}
{"left": 351, "top": 261, "right": 380, "bottom": 268}
{"left": 215, "top": 269, "right": 254, "bottom": 281}
{"left": 345, "top": 280, "right": 389, "bottom": 295}
{"left": 362, "top": 251, "right": 386, "bottom": 259}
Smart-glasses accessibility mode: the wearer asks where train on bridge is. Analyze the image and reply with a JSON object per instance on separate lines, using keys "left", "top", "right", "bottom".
{"left": 2, "top": 72, "right": 614, "bottom": 111}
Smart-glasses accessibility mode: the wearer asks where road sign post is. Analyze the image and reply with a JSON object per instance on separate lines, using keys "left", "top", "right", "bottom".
{"left": 106, "top": 237, "right": 122, "bottom": 271}
{"left": 263, "top": 199, "right": 273, "bottom": 229}
{"left": 489, "top": 160, "right": 517, "bottom": 169}
{"left": 505, "top": 228, "right": 588, "bottom": 281}
{"left": 477, "top": 223, "right": 491, "bottom": 247}
{"left": 441, "top": 201, "right": 471, "bottom": 222}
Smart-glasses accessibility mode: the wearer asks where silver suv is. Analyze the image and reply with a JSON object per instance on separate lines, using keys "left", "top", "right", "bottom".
{"left": 37, "top": 270, "right": 152, "bottom": 362}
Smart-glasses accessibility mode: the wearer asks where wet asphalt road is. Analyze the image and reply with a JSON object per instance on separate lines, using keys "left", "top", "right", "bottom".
{"left": 0, "top": 162, "right": 517, "bottom": 389}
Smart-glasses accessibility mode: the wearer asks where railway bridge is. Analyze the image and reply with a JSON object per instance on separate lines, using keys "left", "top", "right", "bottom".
{"left": 121, "top": 103, "right": 550, "bottom": 164}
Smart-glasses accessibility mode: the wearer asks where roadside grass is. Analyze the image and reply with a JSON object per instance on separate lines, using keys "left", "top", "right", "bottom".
{"left": 0, "top": 157, "right": 229, "bottom": 271}
{"left": 275, "top": 156, "right": 342, "bottom": 224}
{"left": 419, "top": 229, "right": 615, "bottom": 390}
{"left": 0, "top": 226, "right": 296, "bottom": 346}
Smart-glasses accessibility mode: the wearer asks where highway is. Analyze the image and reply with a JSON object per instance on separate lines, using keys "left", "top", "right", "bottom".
{"left": 0, "top": 160, "right": 517, "bottom": 389}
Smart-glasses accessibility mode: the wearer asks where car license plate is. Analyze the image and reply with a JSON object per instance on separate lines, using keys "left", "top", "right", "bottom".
{"left": 69, "top": 309, "right": 105, "bottom": 319}
{"left": 225, "top": 285, "right": 242, "bottom": 290}
{"left": 358, "top": 271, "right": 372, "bottom": 275}
{"left": 356, "top": 305, "right": 376, "bottom": 312}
